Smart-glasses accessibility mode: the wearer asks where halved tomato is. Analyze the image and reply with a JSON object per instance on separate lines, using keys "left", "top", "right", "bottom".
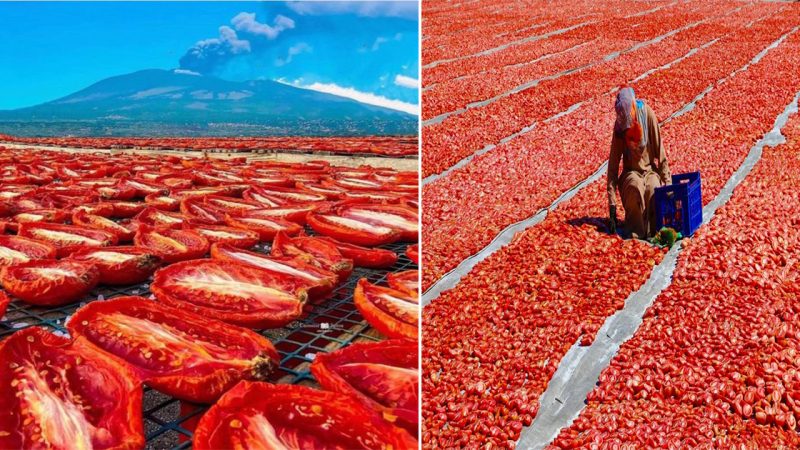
{"left": 69, "top": 246, "right": 161, "bottom": 285}
{"left": 72, "top": 209, "right": 135, "bottom": 242}
{"left": 96, "top": 184, "right": 137, "bottom": 201}
{"left": 210, "top": 243, "right": 337, "bottom": 302}
{"left": 343, "top": 190, "right": 406, "bottom": 203}
{"left": 242, "top": 204, "right": 319, "bottom": 225}
{"left": 183, "top": 223, "right": 259, "bottom": 249}
{"left": 68, "top": 297, "right": 279, "bottom": 403}
{"left": 271, "top": 232, "right": 354, "bottom": 281}
{"left": 406, "top": 244, "right": 419, "bottom": 264}
{"left": 296, "top": 181, "right": 345, "bottom": 200}
{"left": 71, "top": 202, "right": 115, "bottom": 217}
{"left": 109, "top": 200, "right": 147, "bottom": 218}
{"left": 354, "top": 279, "right": 418, "bottom": 340}
{"left": 0, "top": 327, "right": 144, "bottom": 449}
{"left": 0, "top": 235, "right": 57, "bottom": 266}
{"left": 121, "top": 177, "right": 169, "bottom": 197}
{"left": 134, "top": 207, "right": 185, "bottom": 229}
{"left": 224, "top": 213, "right": 303, "bottom": 242}
{"left": 387, "top": 270, "right": 419, "bottom": 297}
{"left": 180, "top": 196, "right": 226, "bottom": 224}
{"left": 318, "top": 236, "right": 398, "bottom": 268}
{"left": 203, "top": 195, "right": 261, "bottom": 215}
{"left": 11, "top": 208, "right": 69, "bottom": 227}
{"left": 133, "top": 226, "right": 209, "bottom": 264}
{"left": 144, "top": 193, "right": 180, "bottom": 211}
{"left": 193, "top": 382, "right": 417, "bottom": 450}
{"left": 308, "top": 212, "right": 401, "bottom": 247}
{"left": 150, "top": 259, "right": 307, "bottom": 328}
{"left": 0, "top": 290, "right": 8, "bottom": 318}
{"left": 243, "top": 185, "right": 326, "bottom": 206}
{"left": 339, "top": 203, "right": 418, "bottom": 242}
{"left": 18, "top": 222, "right": 117, "bottom": 257}
{"left": 0, "top": 259, "right": 100, "bottom": 306}
{"left": 310, "top": 339, "right": 419, "bottom": 434}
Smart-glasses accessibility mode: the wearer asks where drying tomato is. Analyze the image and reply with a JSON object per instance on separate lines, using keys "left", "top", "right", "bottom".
{"left": 133, "top": 225, "right": 209, "bottom": 263}
{"left": 0, "top": 235, "right": 57, "bottom": 266}
{"left": 11, "top": 208, "right": 68, "bottom": 228}
{"left": 0, "top": 327, "right": 144, "bottom": 449}
{"left": 223, "top": 213, "right": 303, "bottom": 242}
{"left": 354, "top": 279, "right": 418, "bottom": 340}
{"left": 243, "top": 185, "right": 326, "bottom": 206}
{"left": 406, "top": 244, "right": 419, "bottom": 264}
{"left": 69, "top": 246, "right": 161, "bottom": 285}
{"left": 193, "top": 382, "right": 418, "bottom": 450}
{"left": 180, "top": 196, "right": 226, "bottom": 224}
{"left": 182, "top": 222, "right": 260, "bottom": 249}
{"left": 150, "top": 259, "right": 308, "bottom": 328}
{"left": 68, "top": 296, "right": 280, "bottom": 403}
{"left": 144, "top": 193, "right": 180, "bottom": 211}
{"left": 96, "top": 183, "right": 137, "bottom": 201}
{"left": 18, "top": 222, "right": 117, "bottom": 257}
{"left": 134, "top": 207, "right": 185, "bottom": 228}
{"left": 307, "top": 212, "right": 402, "bottom": 247}
{"left": 296, "top": 181, "right": 345, "bottom": 200}
{"left": 210, "top": 243, "right": 338, "bottom": 302}
{"left": 271, "top": 231, "right": 354, "bottom": 280}
{"left": 72, "top": 202, "right": 115, "bottom": 217}
{"left": 109, "top": 200, "right": 147, "bottom": 218}
{"left": 310, "top": 339, "right": 419, "bottom": 434}
{"left": 243, "top": 204, "right": 319, "bottom": 225}
{"left": 339, "top": 203, "right": 418, "bottom": 242}
{"left": 0, "top": 290, "right": 8, "bottom": 319}
{"left": 318, "top": 236, "right": 399, "bottom": 268}
{"left": 387, "top": 270, "right": 419, "bottom": 297}
{"left": 121, "top": 177, "right": 168, "bottom": 197}
{"left": 72, "top": 209, "right": 135, "bottom": 242}
{"left": 0, "top": 259, "right": 100, "bottom": 306}
{"left": 203, "top": 195, "right": 262, "bottom": 215}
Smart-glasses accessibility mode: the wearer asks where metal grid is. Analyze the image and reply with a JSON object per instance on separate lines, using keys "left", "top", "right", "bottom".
{"left": 0, "top": 240, "right": 417, "bottom": 449}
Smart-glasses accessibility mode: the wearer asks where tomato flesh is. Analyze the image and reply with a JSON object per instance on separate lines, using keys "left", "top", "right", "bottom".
{"left": 386, "top": 270, "right": 419, "bottom": 297}
{"left": 224, "top": 214, "right": 303, "bottom": 242}
{"left": 307, "top": 212, "right": 401, "bottom": 247}
{"left": 354, "top": 279, "right": 418, "bottom": 340}
{"left": 133, "top": 226, "right": 209, "bottom": 263}
{"left": 18, "top": 222, "right": 117, "bottom": 257}
{"left": 0, "top": 259, "right": 100, "bottom": 306}
{"left": 0, "top": 235, "right": 57, "bottom": 266}
{"left": 68, "top": 246, "right": 161, "bottom": 285}
{"left": 271, "top": 232, "right": 354, "bottom": 281}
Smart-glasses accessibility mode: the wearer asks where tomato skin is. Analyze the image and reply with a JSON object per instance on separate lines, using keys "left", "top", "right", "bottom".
{"left": 223, "top": 213, "right": 304, "bottom": 242}
{"left": 150, "top": 259, "right": 308, "bottom": 328}
{"left": 272, "top": 231, "right": 354, "bottom": 280}
{"left": 0, "top": 235, "right": 57, "bottom": 266}
{"left": 179, "top": 196, "right": 226, "bottom": 224}
{"left": 406, "top": 244, "right": 419, "bottom": 264}
{"left": 354, "top": 279, "right": 418, "bottom": 340}
{"left": 144, "top": 193, "right": 180, "bottom": 211}
{"left": 68, "top": 245, "right": 162, "bottom": 285}
{"left": 17, "top": 222, "right": 118, "bottom": 257}
{"left": 71, "top": 202, "right": 115, "bottom": 217}
{"left": 307, "top": 212, "right": 402, "bottom": 247}
{"left": 133, "top": 206, "right": 185, "bottom": 229}
{"left": 68, "top": 296, "right": 280, "bottom": 403}
{"left": 109, "top": 200, "right": 147, "bottom": 218}
{"left": 193, "top": 381, "right": 418, "bottom": 450}
{"left": 210, "top": 243, "right": 338, "bottom": 303}
{"left": 0, "top": 259, "right": 100, "bottom": 306}
{"left": 72, "top": 209, "right": 135, "bottom": 243}
{"left": 387, "top": 270, "right": 420, "bottom": 297}
{"left": 318, "top": 236, "right": 399, "bottom": 268}
{"left": 311, "top": 339, "right": 419, "bottom": 435}
{"left": 182, "top": 222, "right": 260, "bottom": 249}
{"left": 0, "top": 290, "right": 8, "bottom": 318}
{"left": 133, "top": 225, "right": 210, "bottom": 264}
{"left": 0, "top": 326, "right": 144, "bottom": 449}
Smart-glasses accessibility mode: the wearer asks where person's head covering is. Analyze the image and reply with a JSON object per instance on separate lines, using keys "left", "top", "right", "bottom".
{"left": 614, "top": 87, "right": 648, "bottom": 147}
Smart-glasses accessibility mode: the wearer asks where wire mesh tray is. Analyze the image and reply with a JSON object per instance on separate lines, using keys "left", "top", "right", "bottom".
{"left": 0, "top": 239, "right": 417, "bottom": 449}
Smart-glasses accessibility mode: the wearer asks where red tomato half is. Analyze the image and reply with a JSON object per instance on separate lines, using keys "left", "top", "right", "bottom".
{"left": 18, "top": 222, "right": 117, "bottom": 257}
{"left": 183, "top": 223, "right": 260, "bottom": 249}
{"left": 150, "top": 259, "right": 308, "bottom": 328}
{"left": 307, "top": 212, "right": 401, "bottom": 247}
{"left": 134, "top": 207, "right": 185, "bottom": 229}
{"left": 193, "top": 382, "right": 417, "bottom": 450}
{"left": 339, "top": 203, "right": 418, "bottom": 242}
{"left": 0, "top": 259, "right": 100, "bottom": 306}
{"left": 0, "top": 235, "right": 57, "bottom": 266}
{"left": 318, "top": 236, "right": 399, "bottom": 268}
{"left": 72, "top": 209, "right": 135, "bottom": 242}
{"left": 224, "top": 213, "right": 303, "bottom": 242}
{"left": 406, "top": 244, "right": 419, "bottom": 264}
{"left": 210, "top": 243, "right": 337, "bottom": 303}
{"left": 69, "top": 246, "right": 161, "bottom": 285}
{"left": 271, "top": 232, "right": 354, "bottom": 281}
{"left": 71, "top": 202, "right": 115, "bottom": 217}
{"left": 0, "top": 327, "right": 144, "bottom": 449}
{"left": 0, "top": 290, "right": 8, "bottom": 318}
{"left": 68, "top": 297, "right": 279, "bottom": 403}
{"left": 311, "top": 339, "right": 419, "bottom": 435}
{"left": 387, "top": 270, "right": 419, "bottom": 297}
{"left": 354, "top": 279, "right": 418, "bottom": 340}
{"left": 144, "top": 193, "right": 180, "bottom": 211}
{"left": 133, "top": 226, "right": 209, "bottom": 263}
{"left": 109, "top": 200, "right": 147, "bottom": 218}
{"left": 243, "top": 204, "right": 318, "bottom": 225}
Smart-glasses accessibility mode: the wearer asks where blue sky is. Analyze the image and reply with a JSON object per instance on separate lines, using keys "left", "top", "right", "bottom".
{"left": 0, "top": 1, "right": 419, "bottom": 113}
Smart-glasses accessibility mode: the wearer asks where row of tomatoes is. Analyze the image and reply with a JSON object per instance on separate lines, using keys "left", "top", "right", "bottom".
{"left": 420, "top": 10, "right": 800, "bottom": 449}
{"left": 0, "top": 148, "right": 421, "bottom": 448}
{"left": 0, "top": 134, "right": 418, "bottom": 157}
{"left": 552, "top": 123, "right": 800, "bottom": 447}
{"left": 420, "top": 8, "right": 800, "bottom": 291}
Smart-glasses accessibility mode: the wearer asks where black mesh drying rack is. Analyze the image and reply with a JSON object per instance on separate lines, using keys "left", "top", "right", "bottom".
{"left": 0, "top": 239, "right": 417, "bottom": 449}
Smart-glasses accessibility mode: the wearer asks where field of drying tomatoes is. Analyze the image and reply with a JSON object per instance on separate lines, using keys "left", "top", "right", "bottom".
{"left": 0, "top": 147, "right": 419, "bottom": 449}
{"left": 422, "top": 0, "right": 800, "bottom": 448}
{"left": 0, "top": 134, "right": 418, "bottom": 157}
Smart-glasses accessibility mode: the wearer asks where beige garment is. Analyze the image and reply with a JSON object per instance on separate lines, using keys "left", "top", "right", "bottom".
{"left": 607, "top": 102, "right": 671, "bottom": 238}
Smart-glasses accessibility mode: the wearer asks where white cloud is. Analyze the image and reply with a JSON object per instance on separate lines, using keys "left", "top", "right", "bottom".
{"left": 281, "top": 80, "right": 419, "bottom": 115}
{"left": 276, "top": 43, "right": 312, "bottom": 67}
{"left": 232, "top": 12, "right": 295, "bottom": 39}
{"left": 394, "top": 74, "right": 419, "bottom": 89}
{"left": 173, "top": 69, "right": 201, "bottom": 76}
{"left": 371, "top": 36, "right": 389, "bottom": 51}
{"left": 286, "top": 2, "right": 418, "bottom": 19}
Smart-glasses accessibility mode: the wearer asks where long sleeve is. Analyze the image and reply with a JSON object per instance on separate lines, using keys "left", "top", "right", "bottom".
{"left": 647, "top": 105, "right": 671, "bottom": 185}
{"left": 607, "top": 136, "right": 624, "bottom": 207}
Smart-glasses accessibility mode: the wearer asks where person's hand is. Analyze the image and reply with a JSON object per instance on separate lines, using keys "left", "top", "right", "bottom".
{"left": 609, "top": 204, "right": 617, "bottom": 234}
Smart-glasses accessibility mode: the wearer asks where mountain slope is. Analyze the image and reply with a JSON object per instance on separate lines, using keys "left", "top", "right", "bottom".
{"left": 0, "top": 69, "right": 416, "bottom": 136}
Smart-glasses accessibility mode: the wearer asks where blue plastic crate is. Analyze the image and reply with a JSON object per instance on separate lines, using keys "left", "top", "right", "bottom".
{"left": 654, "top": 172, "right": 702, "bottom": 237}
